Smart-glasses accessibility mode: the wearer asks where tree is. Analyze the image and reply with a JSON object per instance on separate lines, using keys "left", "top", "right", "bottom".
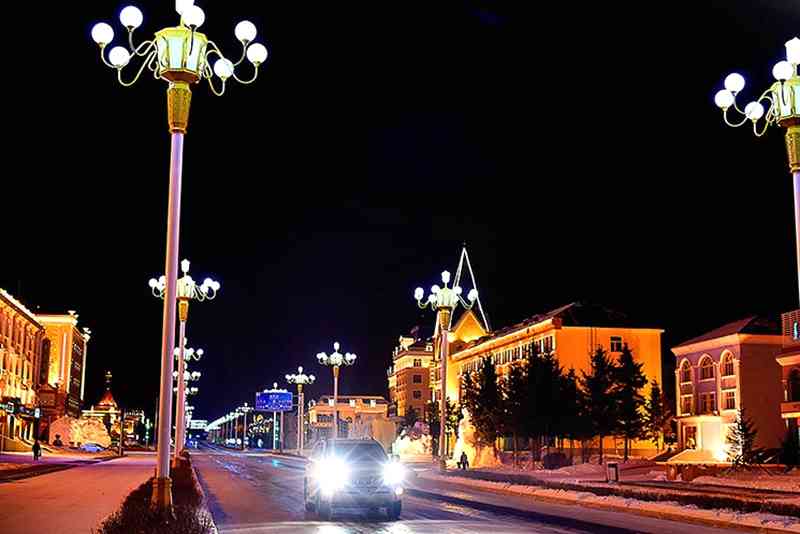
{"left": 580, "top": 346, "right": 618, "bottom": 465}
{"left": 402, "top": 406, "right": 418, "bottom": 433}
{"left": 643, "top": 380, "right": 671, "bottom": 451}
{"left": 726, "top": 408, "right": 761, "bottom": 469}
{"left": 523, "top": 343, "right": 543, "bottom": 466}
{"left": 614, "top": 344, "right": 647, "bottom": 461}
{"left": 424, "top": 401, "right": 440, "bottom": 459}
{"left": 537, "top": 350, "right": 563, "bottom": 455}
{"left": 558, "top": 368, "right": 587, "bottom": 460}
{"left": 444, "top": 398, "right": 462, "bottom": 454}
{"left": 780, "top": 428, "right": 799, "bottom": 469}
{"left": 503, "top": 361, "right": 529, "bottom": 466}
{"left": 461, "top": 356, "right": 503, "bottom": 455}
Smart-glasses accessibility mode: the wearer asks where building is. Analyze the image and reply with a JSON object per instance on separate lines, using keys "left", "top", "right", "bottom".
{"left": 671, "top": 316, "right": 784, "bottom": 462}
{"left": 82, "top": 371, "right": 122, "bottom": 441}
{"left": 387, "top": 327, "right": 434, "bottom": 418}
{"left": 307, "top": 395, "right": 389, "bottom": 440}
{"left": 36, "top": 311, "right": 91, "bottom": 427}
{"left": 777, "top": 309, "right": 800, "bottom": 439}
{"left": 0, "top": 288, "right": 47, "bottom": 445}
{"left": 446, "top": 302, "right": 664, "bottom": 452}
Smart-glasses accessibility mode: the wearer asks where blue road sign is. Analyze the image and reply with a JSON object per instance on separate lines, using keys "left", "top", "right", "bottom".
{"left": 256, "top": 391, "right": 293, "bottom": 412}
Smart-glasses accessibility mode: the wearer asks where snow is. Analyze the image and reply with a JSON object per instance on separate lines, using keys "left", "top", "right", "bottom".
{"left": 48, "top": 415, "right": 111, "bottom": 448}
{"left": 419, "top": 471, "right": 800, "bottom": 532}
{"left": 693, "top": 471, "right": 800, "bottom": 493}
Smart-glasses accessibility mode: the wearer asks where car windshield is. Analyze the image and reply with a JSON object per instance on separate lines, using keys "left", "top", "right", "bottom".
{"left": 328, "top": 442, "right": 387, "bottom": 463}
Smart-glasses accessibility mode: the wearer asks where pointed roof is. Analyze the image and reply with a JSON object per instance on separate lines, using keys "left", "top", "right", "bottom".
{"left": 97, "top": 371, "right": 118, "bottom": 409}
{"left": 451, "top": 245, "right": 490, "bottom": 332}
{"left": 674, "top": 316, "right": 781, "bottom": 349}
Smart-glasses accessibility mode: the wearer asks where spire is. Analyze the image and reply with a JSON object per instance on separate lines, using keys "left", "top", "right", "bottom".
{"left": 98, "top": 370, "right": 117, "bottom": 409}
{"left": 452, "top": 244, "right": 490, "bottom": 331}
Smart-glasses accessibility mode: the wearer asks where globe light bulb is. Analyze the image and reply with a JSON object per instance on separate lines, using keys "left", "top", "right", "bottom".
{"left": 744, "top": 101, "right": 764, "bottom": 120}
{"left": 414, "top": 287, "right": 424, "bottom": 300}
{"left": 148, "top": 278, "right": 158, "bottom": 288}
{"left": 772, "top": 60, "right": 793, "bottom": 81}
{"left": 183, "top": 5, "right": 205, "bottom": 27}
{"left": 468, "top": 288, "right": 479, "bottom": 301}
{"left": 109, "top": 46, "right": 131, "bottom": 67}
{"left": 214, "top": 58, "right": 234, "bottom": 80}
{"left": 235, "top": 20, "right": 257, "bottom": 42}
{"left": 724, "top": 73, "right": 745, "bottom": 93}
{"left": 333, "top": 342, "right": 340, "bottom": 351}
{"left": 246, "top": 43, "right": 268, "bottom": 65}
{"left": 175, "top": 0, "right": 194, "bottom": 15}
{"left": 441, "top": 271, "right": 451, "bottom": 284}
{"left": 714, "top": 89, "right": 734, "bottom": 109}
{"left": 454, "top": 286, "right": 463, "bottom": 295}
{"left": 786, "top": 37, "right": 800, "bottom": 65}
{"left": 431, "top": 285, "right": 440, "bottom": 294}
{"left": 91, "top": 23, "right": 114, "bottom": 45}
{"left": 120, "top": 6, "right": 143, "bottom": 29}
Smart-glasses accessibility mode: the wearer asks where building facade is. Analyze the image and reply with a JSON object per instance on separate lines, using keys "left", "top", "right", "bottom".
{"left": 0, "top": 289, "right": 46, "bottom": 444}
{"left": 387, "top": 329, "right": 434, "bottom": 418}
{"left": 778, "top": 309, "right": 800, "bottom": 439}
{"left": 671, "top": 316, "right": 784, "bottom": 462}
{"left": 308, "top": 395, "right": 388, "bottom": 440}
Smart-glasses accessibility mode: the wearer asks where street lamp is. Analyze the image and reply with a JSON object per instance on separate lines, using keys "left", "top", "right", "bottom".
{"left": 316, "top": 343, "right": 356, "bottom": 438}
{"left": 415, "top": 270, "right": 478, "bottom": 470}
{"left": 93, "top": 1, "right": 266, "bottom": 512}
{"left": 714, "top": 37, "right": 800, "bottom": 303}
{"left": 239, "top": 403, "right": 253, "bottom": 450}
{"left": 286, "top": 366, "right": 315, "bottom": 451}
{"left": 150, "top": 259, "right": 218, "bottom": 464}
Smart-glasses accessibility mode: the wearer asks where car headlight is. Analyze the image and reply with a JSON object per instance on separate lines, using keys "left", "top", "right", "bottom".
{"left": 317, "top": 457, "right": 349, "bottom": 494}
{"left": 383, "top": 461, "right": 405, "bottom": 486}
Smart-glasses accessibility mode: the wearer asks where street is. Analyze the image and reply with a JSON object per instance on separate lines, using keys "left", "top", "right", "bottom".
{"left": 193, "top": 445, "right": 742, "bottom": 534}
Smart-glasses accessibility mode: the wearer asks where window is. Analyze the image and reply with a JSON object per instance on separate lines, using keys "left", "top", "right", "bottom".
{"left": 349, "top": 399, "right": 357, "bottom": 407}
{"left": 790, "top": 369, "right": 800, "bottom": 402}
{"left": 413, "top": 374, "right": 422, "bottom": 384}
{"left": 543, "top": 336, "right": 554, "bottom": 354}
{"left": 681, "top": 395, "right": 693, "bottom": 415}
{"left": 412, "top": 390, "right": 422, "bottom": 400}
{"left": 699, "top": 393, "right": 716, "bottom": 414}
{"left": 721, "top": 354, "right": 735, "bottom": 377}
{"left": 413, "top": 359, "right": 422, "bottom": 367}
{"left": 680, "top": 361, "right": 692, "bottom": 383}
{"left": 723, "top": 390, "right": 736, "bottom": 410}
{"left": 610, "top": 336, "right": 623, "bottom": 352}
{"left": 700, "top": 357, "right": 715, "bottom": 380}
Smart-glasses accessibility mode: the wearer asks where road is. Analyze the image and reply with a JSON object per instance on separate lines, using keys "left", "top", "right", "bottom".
{"left": 193, "top": 445, "right": 744, "bottom": 534}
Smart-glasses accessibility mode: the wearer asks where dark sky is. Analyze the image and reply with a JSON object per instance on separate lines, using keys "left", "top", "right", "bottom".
{"left": 3, "top": 1, "right": 797, "bottom": 420}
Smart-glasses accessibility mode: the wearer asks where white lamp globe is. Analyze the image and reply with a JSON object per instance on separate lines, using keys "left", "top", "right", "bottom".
{"left": 744, "top": 101, "right": 764, "bottom": 120}
{"left": 120, "top": 6, "right": 143, "bottom": 29}
{"left": 724, "top": 73, "right": 745, "bottom": 93}
{"left": 109, "top": 46, "right": 131, "bottom": 67}
{"left": 176, "top": 0, "right": 194, "bottom": 15}
{"left": 772, "top": 60, "right": 793, "bottom": 81}
{"left": 246, "top": 43, "right": 268, "bottom": 65}
{"left": 235, "top": 20, "right": 257, "bottom": 42}
{"left": 714, "top": 89, "right": 734, "bottom": 109}
{"left": 414, "top": 287, "right": 424, "bottom": 300}
{"left": 91, "top": 23, "right": 114, "bottom": 45}
{"left": 183, "top": 5, "right": 205, "bottom": 27}
{"left": 214, "top": 59, "right": 234, "bottom": 79}
{"left": 787, "top": 37, "right": 800, "bottom": 65}
{"left": 468, "top": 288, "right": 479, "bottom": 301}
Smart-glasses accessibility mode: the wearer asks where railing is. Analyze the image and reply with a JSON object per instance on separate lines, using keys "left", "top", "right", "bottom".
{"left": 783, "top": 309, "right": 800, "bottom": 348}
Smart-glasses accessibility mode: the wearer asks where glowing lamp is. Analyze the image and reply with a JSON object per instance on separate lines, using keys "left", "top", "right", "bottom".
{"left": 724, "top": 73, "right": 745, "bottom": 93}
{"left": 91, "top": 23, "right": 114, "bottom": 45}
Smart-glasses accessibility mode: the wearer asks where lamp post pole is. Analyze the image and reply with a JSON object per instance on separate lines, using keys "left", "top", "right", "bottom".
{"left": 714, "top": 37, "right": 800, "bottom": 303}
{"left": 415, "top": 270, "right": 478, "bottom": 471}
{"left": 317, "top": 343, "right": 356, "bottom": 438}
{"left": 286, "top": 366, "right": 315, "bottom": 452}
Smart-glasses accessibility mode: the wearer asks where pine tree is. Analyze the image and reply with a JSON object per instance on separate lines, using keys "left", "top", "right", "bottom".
{"left": 523, "top": 343, "right": 543, "bottom": 466}
{"left": 580, "top": 346, "right": 618, "bottom": 465}
{"left": 780, "top": 428, "right": 800, "bottom": 468}
{"left": 538, "top": 350, "right": 563, "bottom": 455}
{"left": 726, "top": 408, "right": 761, "bottom": 469}
{"left": 643, "top": 380, "right": 671, "bottom": 451}
{"left": 558, "top": 368, "right": 582, "bottom": 460}
{"left": 461, "top": 356, "right": 503, "bottom": 454}
{"left": 402, "top": 406, "right": 418, "bottom": 432}
{"left": 614, "top": 344, "right": 647, "bottom": 461}
{"left": 504, "top": 361, "right": 529, "bottom": 466}
{"left": 424, "top": 401, "right": 440, "bottom": 458}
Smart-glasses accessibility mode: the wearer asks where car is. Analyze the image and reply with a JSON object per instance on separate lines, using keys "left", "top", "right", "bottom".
{"left": 80, "top": 442, "right": 106, "bottom": 452}
{"left": 304, "top": 438, "right": 404, "bottom": 520}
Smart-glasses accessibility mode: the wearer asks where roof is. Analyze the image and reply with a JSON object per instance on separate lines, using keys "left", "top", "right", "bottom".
{"left": 97, "top": 389, "right": 117, "bottom": 409}
{"left": 674, "top": 316, "right": 781, "bottom": 349}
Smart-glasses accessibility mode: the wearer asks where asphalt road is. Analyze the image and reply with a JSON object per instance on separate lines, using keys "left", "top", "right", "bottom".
{"left": 192, "top": 445, "right": 744, "bottom": 534}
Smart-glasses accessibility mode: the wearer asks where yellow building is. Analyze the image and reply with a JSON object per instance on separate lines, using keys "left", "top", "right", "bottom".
{"left": 308, "top": 395, "right": 389, "bottom": 440}
{"left": 387, "top": 329, "right": 434, "bottom": 418}
{"left": 446, "top": 302, "right": 664, "bottom": 452}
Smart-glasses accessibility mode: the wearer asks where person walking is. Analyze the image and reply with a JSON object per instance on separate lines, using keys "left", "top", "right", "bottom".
{"left": 32, "top": 440, "right": 41, "bottom": 462}
{"left": 458, "top": 450, "right": 469, "bottom": 470}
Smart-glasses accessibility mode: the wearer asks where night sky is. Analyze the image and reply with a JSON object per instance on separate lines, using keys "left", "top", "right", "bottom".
{"left": 3, "top": 1, "right": 798, "bottom": 421}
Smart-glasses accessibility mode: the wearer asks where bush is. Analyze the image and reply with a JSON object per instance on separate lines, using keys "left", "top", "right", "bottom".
{"left": 542, "top": 452, "right": 570, "bottom": 470}
{"left": 780, "top": 429, "right": 800, "bottom": 468}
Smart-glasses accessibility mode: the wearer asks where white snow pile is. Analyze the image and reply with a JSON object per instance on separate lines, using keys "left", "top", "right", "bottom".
{"left": 49, "top": 416, "right": 111, "bottom": 448}
{"left": 450, "top": 409, "right": 502, "bottom": 469}
{"left": 420, "top": 471, "right": 800, "bottom": 531}
{"left": 693, "top": 471, "right": 800, "bottom": 494}
{"left": 392, "top": 422, "right": 432, "bottom": 460}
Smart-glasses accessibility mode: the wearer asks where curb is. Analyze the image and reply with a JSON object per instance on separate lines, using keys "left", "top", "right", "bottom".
{"left": 412, "top": 477, "right": 799, "bottom": 534}
{"left": 187, "top": 454, "right": 220, "bottom": 534}
{"left": 0, "top": 454, "right": 121, "bottom": 482}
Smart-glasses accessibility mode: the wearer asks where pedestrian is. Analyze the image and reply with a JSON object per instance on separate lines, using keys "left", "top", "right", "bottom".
{"left": 32, "top": 440, "right": 41, "bottom": 462}
{"left": 459, "top": 451, "right": 469, "bottom": 470}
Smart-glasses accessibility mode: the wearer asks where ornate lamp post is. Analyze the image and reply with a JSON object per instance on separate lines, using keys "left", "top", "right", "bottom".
{"left": 239, "top": 403, "right": 253, "bottom": 450}
{"left": 150, "top": 259, "right": 218, "bottom": 463}
{"left": 316, "top": 343, "right": 356, "bottom": 438}
{"left": 93, "top": 1, "right": 266, "bottom": 511}
{"left": 415, "top": 270, "right": 478, "bottom": 470}
{"left": 171, "top": 346, "right": 202, "bottom": 459}
{"left": 714, "top": 37, "right": 800, "bottom": 303}
{"left": 286, "top": 366, "right": 315, "bottom": 451}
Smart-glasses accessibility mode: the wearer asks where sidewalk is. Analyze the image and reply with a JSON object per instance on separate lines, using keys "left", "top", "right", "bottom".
{"left": 0, "top": 454, "right": 154, "bottom": 534}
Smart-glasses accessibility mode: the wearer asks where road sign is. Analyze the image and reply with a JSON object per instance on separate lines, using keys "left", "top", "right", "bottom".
{"left": 256, "top": 391, "right": 293, "bottom": 412}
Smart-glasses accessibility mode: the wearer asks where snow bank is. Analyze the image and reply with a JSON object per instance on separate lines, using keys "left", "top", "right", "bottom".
{"left": 693, "top": 472, "right": 800, "bottom": 494}
{"left": 49, "top": 416, "right": 111, "bottom": 448}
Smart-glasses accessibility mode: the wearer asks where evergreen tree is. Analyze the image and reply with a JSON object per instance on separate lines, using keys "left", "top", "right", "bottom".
{"left": 538, "top": 350, "right": 563, "bottom": 454}
{"left": 726, "top": 408, "right": 761, "bottom": 469}
{"left": 504, "top": 361, "right": 529, "bottom": 466}
{"left": 402, "top": 406, "right": 418, "bottom": 432}
{"left": 780, "top": 428, "right": 800, "bottom": 469}
{"left": 461, "top": 356, "right": 503, "bottom": 454}
{"left": 558, "top": 367, "right": 583, "bottom": 460}
{"left": 614, "top": 344, "right": 647, "bottom": 461}
{"left": 643, "top": 380, "right": 671, "bottom": 451}
{"left": 580, "top": 346, "right": 618, "bottom": 465}
{"left": 424, "top": 401, "right": 440, "bottom": 458}
{"left": 523, "top": 343, "right": 543, "bottom": 466}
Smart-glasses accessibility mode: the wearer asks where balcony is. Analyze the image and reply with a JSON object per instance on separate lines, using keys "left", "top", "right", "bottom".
{"left": 781, "top": 401, "right": 800, "bottom": 419}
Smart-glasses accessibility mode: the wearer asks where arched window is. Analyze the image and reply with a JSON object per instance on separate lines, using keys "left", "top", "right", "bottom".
{"left": 790, "top": 368, "right": 800, "bottom": 402}
{"left": 700, "top": 357, "right": 715, "bottom": 380}
{"left": 721, "top": 353, "right": 735, "bottom": 377}
{"left": 680, "top": 360, "right": 692, "bottom": 383}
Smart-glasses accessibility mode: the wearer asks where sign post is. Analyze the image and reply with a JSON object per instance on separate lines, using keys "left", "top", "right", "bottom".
{"left": 256, "top": 384, "right": 292, "bottom": 452}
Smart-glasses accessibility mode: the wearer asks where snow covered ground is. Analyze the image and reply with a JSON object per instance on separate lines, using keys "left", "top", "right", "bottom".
{"left": 693, "top": 471, "right": 800, "bottom": 493}
{"left": 419, "top": 471, "right": 800, "bottom": 532}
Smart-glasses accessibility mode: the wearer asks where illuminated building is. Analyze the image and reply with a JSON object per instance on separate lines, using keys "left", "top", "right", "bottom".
{"left": 778, "top": 309, "right": 800, "bottom": 437}
{"left": 308, "top": 395, "right": 388, "bottom": 441}
{"left": 36, "top": 312, "right": 91, "bottom": 425}
{"left": 82, "top": 371, "right": 122, "bottom": 440}
{"left": 386, "top": 326, "right": 434, "bottom": 418}
{"left": 447, "top": 302, "right": 664, "bottom": 453}
{"left": 0, "top": 289, "right": 46, "bottom": 445}
{"left": 671, "top": 316, "right": 784, "bottom": 462}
